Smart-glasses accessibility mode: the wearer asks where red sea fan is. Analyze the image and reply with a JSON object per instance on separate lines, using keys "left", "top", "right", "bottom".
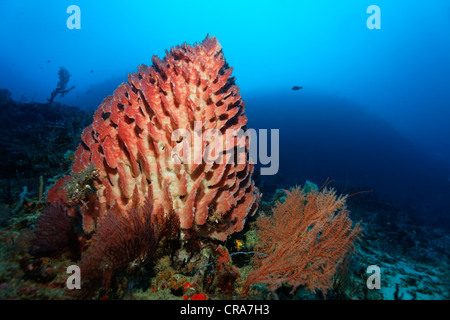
{"left": 242, "top": 187, "right": 362, "bottom": 296}
{"left": 76, "top": 198, "right": 174, "bottom": 299}
{"left": 29, "top": 202, "right": 77, "bottom": 257}
{"left": 48, "top": 35, "right": 260, "bottom": 241}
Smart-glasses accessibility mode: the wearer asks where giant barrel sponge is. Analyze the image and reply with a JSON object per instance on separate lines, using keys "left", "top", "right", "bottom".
{"left": 48, "top": 36, "right": 260, "bottom": 241}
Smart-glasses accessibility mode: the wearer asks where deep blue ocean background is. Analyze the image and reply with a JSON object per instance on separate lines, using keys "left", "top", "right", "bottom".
{"left": 1, "top": 0, "right": 449, "bottom": 228}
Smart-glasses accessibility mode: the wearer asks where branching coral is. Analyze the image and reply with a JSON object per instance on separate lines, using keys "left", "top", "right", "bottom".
{"left": 242, "top": 186, "right": 362, "bottom": 296}
{"left": 47, "top": 67, "right": 76, "bottom": 105}
{"left": 29, "top": 202, "right": 77, "bottom": 257}
{"left": 75, "top": 198, "right": 178, "bottom": 299}
{"left": 48, "top": 35, "right": 259, "bottom": 240}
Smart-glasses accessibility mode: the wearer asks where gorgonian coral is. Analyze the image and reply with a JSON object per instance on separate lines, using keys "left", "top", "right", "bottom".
{"left": 48, "top": 35, "right": 259, "bottom": 240}
{"left": 75, "top": 199, "right": 175, "bottom": 299}
{"left": 242, "top": 187, "right": 362, "bottom": 296}
{"left": 29, "top": 202, "right": 77, "bottom": 257}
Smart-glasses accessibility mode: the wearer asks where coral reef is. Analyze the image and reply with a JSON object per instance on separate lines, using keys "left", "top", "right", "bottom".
{"left": 47, "top": 67, "right": 76, "bottom": 105}
{"left": 242, "top": 186, "right": 362, "bottom": 296}
{"left": 48, "top": 35, "right": 259, "bottom": 240}
{"left": 1, "top": 33, "right": 449, "bottom": 301}
{"left": 0, "top": 88, "right": 92, "bottom": 209}
{"left": 1, "top": 175, "right": 449, "bottom": 300}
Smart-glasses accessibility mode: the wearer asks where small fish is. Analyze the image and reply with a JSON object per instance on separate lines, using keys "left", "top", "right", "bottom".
{"left": 90, "top": 70, "right": 94, "bottom": 73}
{"left": 235, "top": 239, "right": 244, "bottom": 251}
{"left": 292, "top": 86, "right": 303, "bottom": 91}
{"left": 47, "top": 60, "right": 51, "bottom": 63}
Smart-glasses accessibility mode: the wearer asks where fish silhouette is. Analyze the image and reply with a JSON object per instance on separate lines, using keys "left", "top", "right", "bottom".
{"left": 292, "top": 86, "right": 303, "bottom": 91}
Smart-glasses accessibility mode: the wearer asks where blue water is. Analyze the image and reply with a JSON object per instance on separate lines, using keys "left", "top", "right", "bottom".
{"left": 1, "top": 0, "right": 449, "bottom": 227}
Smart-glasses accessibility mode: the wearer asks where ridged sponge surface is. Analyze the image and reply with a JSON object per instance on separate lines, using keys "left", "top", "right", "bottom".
{"left": 48, "top": 36, "right": 259, "bottom": 240}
